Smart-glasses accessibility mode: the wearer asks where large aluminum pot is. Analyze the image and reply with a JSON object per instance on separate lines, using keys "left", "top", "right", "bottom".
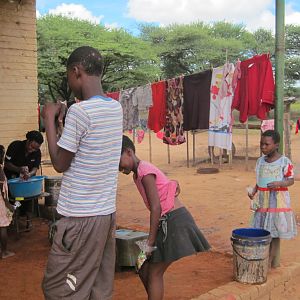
{"left": 44, "top": 176, "right": 62, "bottom": 206}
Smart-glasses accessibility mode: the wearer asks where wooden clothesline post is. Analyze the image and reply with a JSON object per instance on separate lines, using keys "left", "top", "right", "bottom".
{"left": 132, "top": 128, "right": 135, "bottom": 144}
{"left": 148, "top": 130, "right": 152, "bottom": 163}
{"left": 192, "top": 131, "right": 196, "bottom": 166}
{"left": 245, "top": 120, "right": 249, "bottom": 171}
{"left": 186, "top": 131, "right": 189, "bottom": 168}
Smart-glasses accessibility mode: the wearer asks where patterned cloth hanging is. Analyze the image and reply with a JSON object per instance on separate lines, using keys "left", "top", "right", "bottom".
{"left": 163, "top": 77, "right": 185, "bottom": 145}
{"left": 208, "top": 63, "right": 235, "bottom": 150}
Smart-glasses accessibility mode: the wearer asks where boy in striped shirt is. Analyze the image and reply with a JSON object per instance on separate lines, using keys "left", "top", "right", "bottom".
{"left": 42, "top": 46, "right": 123, "bottom": 299}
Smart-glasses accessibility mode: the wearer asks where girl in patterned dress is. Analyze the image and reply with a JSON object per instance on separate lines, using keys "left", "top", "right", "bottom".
{"left": 0, "top": 145, "right": 15, "bottom": 259}
{"left": 248, "top": 130, "right": 297, "bottom": 268}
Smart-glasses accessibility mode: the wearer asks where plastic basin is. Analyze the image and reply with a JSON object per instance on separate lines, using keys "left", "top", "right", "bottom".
{"left": 8, "top": 176, "right": 44, "bottom": 198}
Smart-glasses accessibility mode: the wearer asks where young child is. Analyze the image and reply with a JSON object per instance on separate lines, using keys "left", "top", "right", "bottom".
{"left": 119, "top": 135, "right": 210, "bottom": 300}
{"left": 248, "top": 130, "right": 297, "bottom": 268}
{"left": 0, "top": 145, "right": 15, "bottom": 259}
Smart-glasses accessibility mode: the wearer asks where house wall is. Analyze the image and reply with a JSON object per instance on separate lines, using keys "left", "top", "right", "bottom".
{"left": 0, "top": 0, "right": 38, "bottom": 148}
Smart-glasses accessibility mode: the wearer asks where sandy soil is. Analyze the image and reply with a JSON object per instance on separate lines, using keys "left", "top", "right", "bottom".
{"left": 0, "top": 129, "right": 299, "bottom": 299}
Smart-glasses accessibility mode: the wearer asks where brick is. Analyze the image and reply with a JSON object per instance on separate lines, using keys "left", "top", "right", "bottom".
{"left": 288, "top": 262, "right": 300, "bottom": 278}
{"left": 208, "top": 288, "right": 230, "bottom": 297}
{"left": 218, "top": 283, "right": 251, "bottom": 300}
{"left": 257, "top": 294, "right": 270, "bottom": 300}
{"left": 219, "top": 294, "right": 242, "bottom": 300}
{"left": 269, "top": 284, "right": 285, "bottom": 300}
{"left": 256, "top": 279, "right": 274, "bottom": 298}
{"left": 269, "top": 269, "right": 287, "bottom": 287}
{"left": 191, "top": 293, "right": 219, "bottom": 300}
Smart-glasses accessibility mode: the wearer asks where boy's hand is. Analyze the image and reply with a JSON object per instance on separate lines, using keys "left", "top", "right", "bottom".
{"left": 42, "top": 102, "right": 65, "bottom": 121}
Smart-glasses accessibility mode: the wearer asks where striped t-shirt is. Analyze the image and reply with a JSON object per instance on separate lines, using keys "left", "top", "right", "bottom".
{"left": 57, "top": 96, "right": 123, "bottom": 217}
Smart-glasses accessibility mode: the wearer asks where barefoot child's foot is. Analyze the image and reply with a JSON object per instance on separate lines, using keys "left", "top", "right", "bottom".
{"left": 1, "top": 250, "right": 15, "bottom": 259}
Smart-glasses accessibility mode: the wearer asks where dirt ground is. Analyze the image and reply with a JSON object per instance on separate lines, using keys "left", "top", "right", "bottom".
{"left": 0, "top": 129, "right": 299, "bottom": 299}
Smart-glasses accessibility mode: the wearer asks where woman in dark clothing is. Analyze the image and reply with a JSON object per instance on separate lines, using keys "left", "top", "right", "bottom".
{"left": 4, "top": 130, "right": 43, "bottom": 180}
{"left": 4, "top": 131, "right": 44, "bottom": 222}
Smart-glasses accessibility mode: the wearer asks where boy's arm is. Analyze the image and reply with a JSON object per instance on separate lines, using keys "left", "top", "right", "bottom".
{"left": 42, "top": 103, "right": 74, "bottom": 173}
{"left": 142, "top": 174, "right": 161, "bottom": 249}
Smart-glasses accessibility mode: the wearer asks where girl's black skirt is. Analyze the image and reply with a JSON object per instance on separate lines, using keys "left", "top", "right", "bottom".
{"left": 150, "top": 207, "right": 210, "bottom": 263}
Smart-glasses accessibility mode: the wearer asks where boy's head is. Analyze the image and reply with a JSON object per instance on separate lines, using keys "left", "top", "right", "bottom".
{"left": 260, "top": 129, "right": 280, "bottom": 155}
{"left": 0, "top": 145, "right": 5, "bottom": 164}
{"left": 66, "top": 46, "right": 103, "bottom": 99}
{"left": 119, "top": 135, "right": 136, "bottom": 175}
{"left": 26, "top": 130, "right": 44, "bottom": 154}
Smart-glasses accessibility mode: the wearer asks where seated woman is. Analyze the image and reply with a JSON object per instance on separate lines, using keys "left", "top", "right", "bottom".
{"left": 4, "top": 131, "right": 44, "bottom": 225}
{"left": 4, "top": 130, "right": 43, "bottom": 180}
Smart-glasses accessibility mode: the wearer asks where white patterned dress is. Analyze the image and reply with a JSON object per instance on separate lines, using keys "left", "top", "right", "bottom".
{"left": 251, "top": 156, "right": 297, "bottom": 239}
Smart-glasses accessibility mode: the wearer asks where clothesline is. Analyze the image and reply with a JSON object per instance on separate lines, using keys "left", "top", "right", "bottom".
{"left": 105, "top": 53, "right": 275, "bottom": 166}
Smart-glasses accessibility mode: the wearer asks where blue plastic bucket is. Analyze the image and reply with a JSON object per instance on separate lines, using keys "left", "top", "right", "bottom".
{"left": 231, "top": 228, "right": 271, "bottom": 284}
{"left": 8, "top": 176, "right": 44, "bottom": 198}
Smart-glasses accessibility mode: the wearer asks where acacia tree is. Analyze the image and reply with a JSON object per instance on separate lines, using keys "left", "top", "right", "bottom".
{"left": 139, "top": 22, "right": 257, "bottom": 79}
{"left": 285, "top": 25, "right": 300, "bottom": 95}
{"left": 37, "top": 16, "right": 160, "bottom": 103}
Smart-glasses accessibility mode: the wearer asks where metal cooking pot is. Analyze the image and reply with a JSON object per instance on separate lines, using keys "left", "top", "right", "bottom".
{"left": 44, "top": 176, "right": 62, "bottom": 206}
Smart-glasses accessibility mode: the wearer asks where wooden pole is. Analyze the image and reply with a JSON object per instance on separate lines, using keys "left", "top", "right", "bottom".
{"left": 284, "top": 102, "right": 292, "bottom": 160}
{"left": 229, "top": 149, "right": 232, "bottom": 165}
{"left": 186, "top": 131, "right": 190, "bottom": 168}
{"left": 219, "top": 148, "right": 222, "bottom": 166}
{"left": 245, "top": 121, "right": 249, "bottom": 171}
{"left": 209, "top": 146, "right": 214, "bottom": 165}
{"left": 132, "top": 129, "right": 135, "bottom": 144}
{"left": 167, "top": 144, "right": 170, "bottom": 164}
{"left": 149, "top": 130, "right": 152, "bottom": 163}
{"left": 192, "top": 131, "right": 196, "bottom": 166}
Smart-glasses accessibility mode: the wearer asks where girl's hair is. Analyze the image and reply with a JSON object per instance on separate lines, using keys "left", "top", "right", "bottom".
{"left": 262, "top": 130, "right": 280, "bottom": 144}
{"left": 121, "top": 135, "right": 135, "bottom": 154}
{"left": 0, "top": 145, "right": 4, "bottom": 164}
{"left": 26, "top": 130, "right": 44, "bottom": 145}
{"left": 67, "top": 46, "right": 103, "bottom": 76}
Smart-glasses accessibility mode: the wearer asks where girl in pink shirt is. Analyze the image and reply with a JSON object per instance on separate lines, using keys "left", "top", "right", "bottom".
{"left": 119, "top": 135, "right": 210, "bottom": 300}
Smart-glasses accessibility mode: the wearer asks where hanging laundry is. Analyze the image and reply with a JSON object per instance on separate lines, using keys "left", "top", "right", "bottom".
{"left": 132, "top": 84, "right": 153, "bottom": 132}
{"left": 232, "top": 54, "right": 275, "bottom": 123}
{"left": 208, "top": 63, "right": 235, "bottom": 150}
{"left": 261, "top": 119, "right": 274, "bottom": 132}
{"left": 156, "top": 131, "right": 164, "bottom": 140}
{"left": 119, "top": 87, "right": 138, "bottom": 131}
{"left": 232, "top": 59, "right": 241, "bottom": 92}
{"left": 148, "top": 81, "right": 167, "bottom": 133}
{"left": 105, "top": 91, "right": 120, "bottom": 101}
{"left": 295, "top": 119, "right": 300, "bottom": 134}
{"left": 163, "top": 77, "right": 185, "bottom": 145}
{"left": 183, "top": 70, "right": 212, "bottom": 130}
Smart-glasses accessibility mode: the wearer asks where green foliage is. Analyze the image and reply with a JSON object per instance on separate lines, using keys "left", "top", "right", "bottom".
{"left": 37, "top": 15, "right": 160, "bottom": 102}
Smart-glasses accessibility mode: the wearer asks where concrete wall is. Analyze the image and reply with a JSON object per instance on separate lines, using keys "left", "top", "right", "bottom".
{"left": 0, "top": 0, "right": 38, "bottom": 148}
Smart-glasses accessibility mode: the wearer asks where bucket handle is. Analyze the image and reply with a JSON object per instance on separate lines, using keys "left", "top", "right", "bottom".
{"left": 231, "top": 242, "right": 269, "bottom": 262}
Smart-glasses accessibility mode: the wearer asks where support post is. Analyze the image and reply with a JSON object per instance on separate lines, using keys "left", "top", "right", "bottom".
{"left": 186, "top": 131, "right": 189, "bottom": 168}
{"left": 148, "top": 130, "right": 152, "bottom": 163}
{"left": 192, "top": 131, "right": 196, "bottom": 166}
{"left": 275, "top": 0, "right": 285, "bottom": 154}
{"left": 245, "top": 121, "right": 249, "bottom": 171}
